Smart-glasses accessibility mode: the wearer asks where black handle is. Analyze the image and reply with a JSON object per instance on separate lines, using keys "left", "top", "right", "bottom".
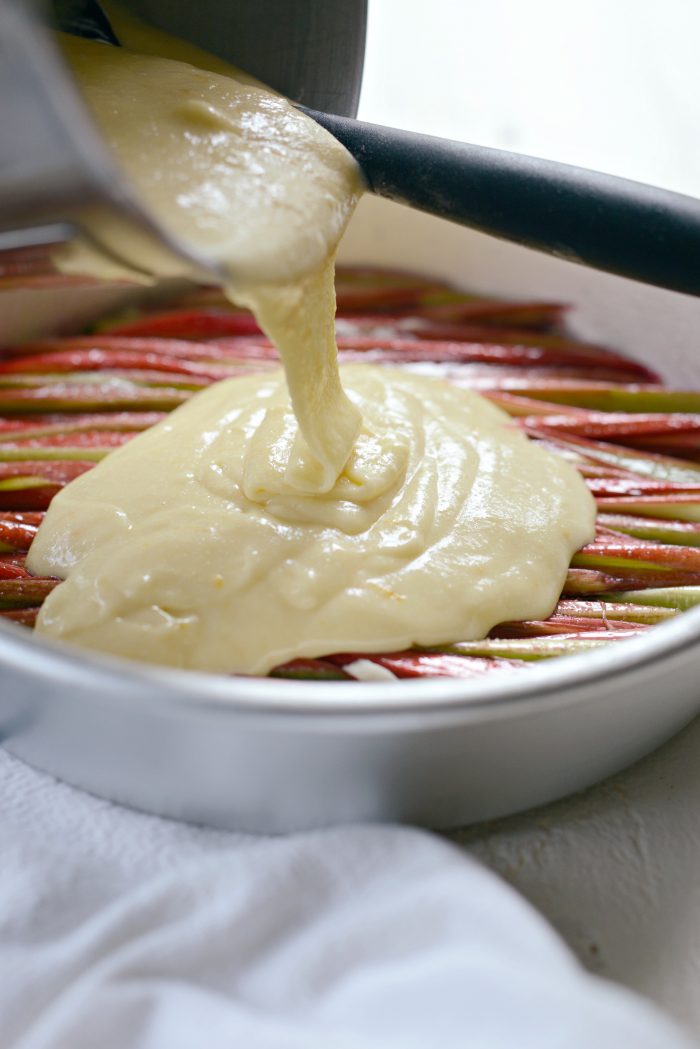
{"left": 51, "top": 0, "right": 120, "bottom": 44}
{"left": 304, "top": 108, "right": 700, "bottom": 298}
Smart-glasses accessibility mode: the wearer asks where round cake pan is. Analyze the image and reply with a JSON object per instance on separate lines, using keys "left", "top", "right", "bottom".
{"left": 1, "top": 196, "right": 700, "bottom": 832}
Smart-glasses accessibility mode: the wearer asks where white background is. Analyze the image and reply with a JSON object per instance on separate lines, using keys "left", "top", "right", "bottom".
{"left": 360, "top": 0, "right": 700, "bottom": 197}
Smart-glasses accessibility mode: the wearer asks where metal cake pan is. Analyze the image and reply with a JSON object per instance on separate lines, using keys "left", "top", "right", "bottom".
{"left": 1, "top": 196, "right": 700, "bottom": 832}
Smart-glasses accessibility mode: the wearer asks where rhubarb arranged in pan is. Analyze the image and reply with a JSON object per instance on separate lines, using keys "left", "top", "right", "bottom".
{"left": 2, "top": 266, "right": 700, "bottom": 680}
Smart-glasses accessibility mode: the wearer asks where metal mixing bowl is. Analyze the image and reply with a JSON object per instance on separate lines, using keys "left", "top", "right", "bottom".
{"left": 120, "top": 0, "right": 367, "bottom": 116}
{"left": 0, "top": 0, "right": 366, "bottom": 273}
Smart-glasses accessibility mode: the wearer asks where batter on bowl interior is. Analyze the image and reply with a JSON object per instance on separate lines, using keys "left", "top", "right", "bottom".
{"left": 26, "top": 32, "right": 596, "bottom": 674}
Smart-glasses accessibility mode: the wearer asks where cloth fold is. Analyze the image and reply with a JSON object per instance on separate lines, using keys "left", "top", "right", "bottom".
{"left": 0, "top": 750, "right": 694, "bottom": 1049}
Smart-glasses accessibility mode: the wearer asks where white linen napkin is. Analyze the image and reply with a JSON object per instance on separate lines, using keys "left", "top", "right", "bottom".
{"left": 0, "top": 748, "right": 694, "bottom": 1049}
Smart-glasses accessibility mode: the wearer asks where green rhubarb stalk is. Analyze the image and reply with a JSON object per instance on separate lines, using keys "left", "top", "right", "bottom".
{"left": 0, "top": 386, "right": 190, "bottom": 413}
{"left": 0, "top": 476, "right": 51, "bottom": 491}
{"left": 492, "top": 383, "right": 700, "bottom": 414}
{"left": 0, "top": 413, "right": 164, "bottom": 441}
{"left": 555, "top": 599, "right": 676, "bottom": 624}
{"left": 484, "top": 392, "right": 587, "bottom": 418}
{"left": 594, "top": 498, "right": 700, "bottom": 523}
{"left": 436, "top": 632, "right": 643, "bottom": 661}
{"left": 597, "top": 587, "right": 700, "bottom": 611}
{"left": 0, "top": 373, "right": 209, "bottom": 391}
{"left": 571, "top": 550, "right": 700, "bottom": 574}
{"left": 596, "top": 513, "right": 700, "bottom": 547}
{"left": 0, "top": 448, "right": 108, "bottom": 463}
{"left": 533, "top": 431, "right": 700, "bottom": 484}
{"left": 270, "top": 659, "right": 351, "bottom": 680}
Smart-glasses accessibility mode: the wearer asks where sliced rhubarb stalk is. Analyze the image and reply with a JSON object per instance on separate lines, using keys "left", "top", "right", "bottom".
{"left": 0, "top": 383, "right": 191, "bottom": 414}
{"left": 98, "top": 294, "right": 566, "bottom": 333}
{"left": 0, "top": 476, "right": 50, "bottom": 492}
{"left": 490, "top": 616, "right": 650, "bottom": 638}
{"left": 0, "top": 512, "right": 42, "bottom": 552}
{"left": 483, "top": 392, "right": 590, "bottom": 418}
{"left": 0, "top": 348, "right": 275, "bottom": 381}
{"left": 369, "top": 653, "right": 525, "bottom": 677}
{"left": 0, "top": 461, "right": 93, "bottom": 483}
{"left": 564, "top": 566, "right": 700, "bottom": 593}
{"left": 328, "top": 651, "right": 526, "bottom": 677}
{"left": 596, "top": 513, "right": 700, "bottom": 547}
{"left": 21, "top": 335, "right": 644, "bottom": 379}
{"left": 536, "top": 429, "right": 700, "bottom": 468}
{"left": 597, "top": 586, "right": 700, "bottom": 610}
{"left": 586, "top": 476, "right": 700, "bottom": 497}
{"left": 523, "top": 411, "right": 700, "bottom": 441}
{"left": 339, "top": 314, "right": 637, "bottom": 349}
{"left": 10, "top": 335, "right": 278, "bottom": 364}
{"left": 554, "top": 598, "right": 676, "bottom": 624}
{"left": 0, "top": 461, "right": 94, "bottom": 510}
{"left": 398, "top": 362, "right": 645, "bottom": 385}
{"left": 438, "top": 631, "right": 643, "bottom": 660}
{"left": 578, "top": 462, "right": 645, "bottom": 482}
{"left": 0, "top": 577, "right": 58, "bottom": 608}
{"left": 0, "top": 432, "right": 135, "bottom": 451}
{"left": 573, "top": 535, "right": 700, "bottom": 572}
{"left": 622, "top": 434, "right": 700, "bottom": 454}
{"left": 100, "top": 308, "right": 263, "bottom": 340}
{"left": 593, "top": 497, "right": 700, "bottom": 522}
{"left": 269, "top": 658, "right": 352, "bottom": 680}
{"left": 530, "top": 430, "right": 700, "bottom": 484}
{"left": 0, "top": 556, "right": 30, "bottom": 580}
{"left": 0, "top": 447, "right": 109, "bottom": 462}
{"left": 16, "top": 335, "right": 210, "bottom": 356}
{"left": 461, "top": 380, "right": 700, "bottom": 413}
{"left": 0, "top": 412, "right": 165, "bottom": 441}
{"left": 331, "top": 337, "right": 654, "bottom": 376}
{"left": 564, "top": 568, "right": 644, "bottom": 595}
{"left": 0, "top": 607, "right": 39, "bottom": 626}
{"left": 0, "top": 488, "right": 61, "bottom": 511}
{"left": 0, "top": 371, "right": 212, "bottom": 392}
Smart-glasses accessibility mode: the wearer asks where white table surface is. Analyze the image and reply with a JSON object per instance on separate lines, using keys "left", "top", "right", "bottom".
{"left": 359, "top": 0, "right": 700, "bottom": 1038}
{"left": 456, "top": 716, "right": 700, "bottom": 1036}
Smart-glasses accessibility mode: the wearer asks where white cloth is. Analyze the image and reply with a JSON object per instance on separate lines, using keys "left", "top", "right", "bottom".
{"left": 0, "top": 750, "right": 694, "bottom": 1049}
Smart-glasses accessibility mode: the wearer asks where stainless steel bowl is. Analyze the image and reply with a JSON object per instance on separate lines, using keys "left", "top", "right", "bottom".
{"left": 0, "top": 0, "right": 366, "bottom": 274}
{"left": 121, "top": 0, "right": 367, "bottom": 117}
{"left": 2, "top": 199, "right": 700, "bottom": 832}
